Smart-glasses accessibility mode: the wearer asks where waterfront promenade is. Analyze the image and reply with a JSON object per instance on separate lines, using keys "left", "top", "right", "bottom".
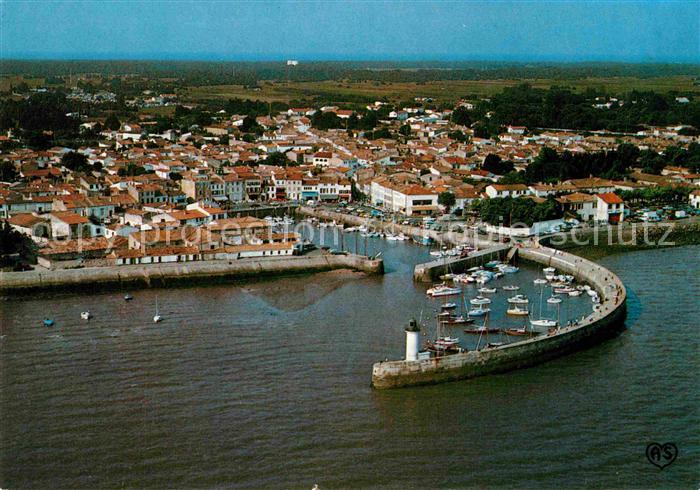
{"left": 296, "top": 206, "right": 501, "bottom": 249}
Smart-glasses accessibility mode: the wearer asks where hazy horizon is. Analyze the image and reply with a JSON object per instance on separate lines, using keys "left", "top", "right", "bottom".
{"left": 2, "top": 1, "right": 698, "bottom": 64}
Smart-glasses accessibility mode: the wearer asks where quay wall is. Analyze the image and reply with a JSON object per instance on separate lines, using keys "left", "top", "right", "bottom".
{"left": 371, "top": 245, "right": 627, "bottom": 389}
{"left": 413, "top": 245, "right": 511, "bottom": 282}
{"left": 0, "top": 253, "right": 383, "bottom": 294}
{"left": 297, "top": 206, "right": 499, "bottom": 249}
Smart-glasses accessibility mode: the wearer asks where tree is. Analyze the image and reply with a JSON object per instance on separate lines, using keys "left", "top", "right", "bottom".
{"left": 104, "top": 113, "right": 120, "bottom": 130}
{"left": 482, "top": 154, "right": 514, "bottom": 175}
{"left": 240, "top": 116, "right": 262, "bottom": 134}
{"left": 438, "top": 191, "right": 456, "bottom": 212}
{"left": 61, "top": 151, "right": 90, "bottom": 172}
{"left": 451, "top": 106, "right": 472, "bottom": 126}
{"left": 169, "top": 172, "right": 183, "bottom": 181}
{"left": 399, "top": 124, "right": 411, "bottom": 137}
{"left": 261, "top": 152, "right": 292, "bottom": 167}
{"left": 0, "top": 162, "right": 18, "bottom": 182}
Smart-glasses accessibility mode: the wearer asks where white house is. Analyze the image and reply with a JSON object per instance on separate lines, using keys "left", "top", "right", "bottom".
{"left": 595, "top": 193, "right": 625, "bottom": 223}
{"left": 557, "top": 192, "right": 597, "bottom": 221}
{"left": 370, "top": 179, "right": 438, "bottom": 216}
{"left": 485, "top": 184, "right": 530, "bottom": 199}
{"left": 689, "top": 189, "right": 700, "bottom": 209}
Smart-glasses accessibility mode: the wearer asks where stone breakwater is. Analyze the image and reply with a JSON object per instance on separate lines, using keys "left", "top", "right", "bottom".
{"left": 371, "top": 245, "right": 627, "bottom": 389}
{"left": 0, "top": 254, "right": 384, "bottom": 294}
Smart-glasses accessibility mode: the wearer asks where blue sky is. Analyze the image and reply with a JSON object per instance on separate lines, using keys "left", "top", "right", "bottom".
{"left": 1, "top": 1, "right": 698, "bottom": 62}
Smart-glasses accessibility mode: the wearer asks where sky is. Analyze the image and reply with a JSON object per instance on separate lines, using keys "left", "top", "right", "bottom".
{"left": 1, "top": 0, "right": 699, "bottom": 63}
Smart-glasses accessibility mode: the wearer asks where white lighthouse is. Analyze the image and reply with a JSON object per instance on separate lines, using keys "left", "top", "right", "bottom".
{"left": 405, "top": 319, "right": 421, "bottom": 361}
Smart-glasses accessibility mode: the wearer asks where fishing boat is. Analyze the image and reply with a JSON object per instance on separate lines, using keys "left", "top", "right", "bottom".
{"left": 80, "top": 311, "right": 92, "bottom": 320}
{"left": 124, "top": 294, "right": 134, "bottom": 301}
{"left": 553, "top": 286, "right": 576, "bottom": 294}
{"left": 464, "top": 325, "right": 501, "bottom": 334}
{"left": 464, "top": 311, "right": 499, "bottom": 335}
{"left": 547, "top": 296, "right": 563, "bottom": 304}
{"left": 477, "top": 287, "right": 497, "bottom": 294}
{"left": 502, "top": 285, "right": 520, "bottom": 291}
{"left": 426, "top": 284, "right": 461, "bottom": 297}
{"left": 504, "top": 326, "right": 530, "bottom": 336}
{"left": 484, "top": 260, "right": 501, "bottom": 268}
{"left": 441, "top": 315, "right": 473, "bottom": 326}
{"left": 470, "top": 296, "right": 491, "bottom": 305}
{"left": 440, "top": 302, "right": 458, "bottom": 310}
{"left": 43, "top": 318, "right": 55, "bottom": 327}
{"left": 153, "top": 297, "right": 163, "bottom": 323}
{"left": 427, "top": 337, "right": 462, "bottom": 352}
{"left": 506, "top": 305, "right": 529, "bottom": 316}
{"left": 507, "top": 295, "right": 529, "bottom": 305}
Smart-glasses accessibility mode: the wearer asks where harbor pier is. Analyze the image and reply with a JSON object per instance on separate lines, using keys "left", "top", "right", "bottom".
{"left": 371, "top": 245, "right": 627, "bottom": 389}
{"left": 0, "top": 253, "right": 383, "bottom": 294}
{"left": 412, "top": 245, "right": 511, "bottom": 282}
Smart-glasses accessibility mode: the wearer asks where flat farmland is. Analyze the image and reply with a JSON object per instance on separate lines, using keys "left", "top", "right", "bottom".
{"left": 183, "top": 77, "right": 700, "bottom": 104}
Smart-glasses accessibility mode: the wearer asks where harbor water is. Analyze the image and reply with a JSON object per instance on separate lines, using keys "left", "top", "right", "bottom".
{"left": 1, "top": 236, "right": 698, "bottom": 488}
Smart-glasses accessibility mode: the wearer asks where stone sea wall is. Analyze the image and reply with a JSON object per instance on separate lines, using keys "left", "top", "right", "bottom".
{"left": 0, "top": 254, "right": 384, "bottom": 294}
{"left": 371, "top": 245, "right": 627, "bottom": 389}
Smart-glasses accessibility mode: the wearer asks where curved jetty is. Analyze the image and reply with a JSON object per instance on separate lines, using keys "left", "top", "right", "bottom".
{"left": 371, "top": 246, "right": 627, "bottom": 389}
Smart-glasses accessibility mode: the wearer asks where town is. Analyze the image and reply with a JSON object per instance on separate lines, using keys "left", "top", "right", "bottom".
{"left": 1, "top": 75, "right": 699, "bottom": 272}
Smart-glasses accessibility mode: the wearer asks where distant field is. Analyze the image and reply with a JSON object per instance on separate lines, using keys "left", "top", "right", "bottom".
{"left": 184, "top": 77, "right": 700, "bottom": 104}
{"left": 0, "top": 76, "right": 45, "bottom": 91}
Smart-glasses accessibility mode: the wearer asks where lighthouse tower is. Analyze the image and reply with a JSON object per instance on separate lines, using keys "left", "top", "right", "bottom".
{"left": 405, "top": 319, "right": 421, "bottom": 361}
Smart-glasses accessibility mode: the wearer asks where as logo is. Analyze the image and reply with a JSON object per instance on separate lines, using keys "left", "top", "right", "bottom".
{"left": 646, "top": 442, "right": 678, "bottom": 469}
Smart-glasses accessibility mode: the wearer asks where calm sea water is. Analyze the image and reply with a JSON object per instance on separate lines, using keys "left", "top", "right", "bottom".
{"left": 1, "top": 239, "right": 698, "bottom": 489}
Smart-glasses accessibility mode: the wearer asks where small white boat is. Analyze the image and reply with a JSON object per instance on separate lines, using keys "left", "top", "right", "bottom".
{"left": 80, "top": 311, "right": 92, "bottom": 320}
{"left": 478, "top": 287, "right": 497, "bottom": 294}
{"left": 568, "top": 290, "right": 582, "bottom": 297}
{"left": 507, "top": 295, "right": 529, "bottom": 305}
{"left": 586, "top": 289, "right": 598, "bottom": 297}
{"left": 502, "top": 285, "right": 520, "bottom": 291}
{"left": 470, "top": 296, "right": 492, "bottom": 305}
{"left": 533, "top": 278, "right": 548, "bottom": 285}
{"left": 427, "top": 284, "right": 462, "bottom": 297}
{"left": 547, "top": 296, "right": 563, "bottom": 304}
{"left": 153, "top": 297, "right": 163, "bottom": 323}
{"left": 530, "top": 319, "right": 558, "bottom": 328}
{"left": 507, "top": 306, "right": 530, "bottom": 316}
{"left": 543, "top": 267, "right": 556, "bottom": 273}
{"left": 468, "top": 307, "right": 490, "bottom": 317}
{"left": 440, "top": 302, "right": 458, "bottom": 310}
